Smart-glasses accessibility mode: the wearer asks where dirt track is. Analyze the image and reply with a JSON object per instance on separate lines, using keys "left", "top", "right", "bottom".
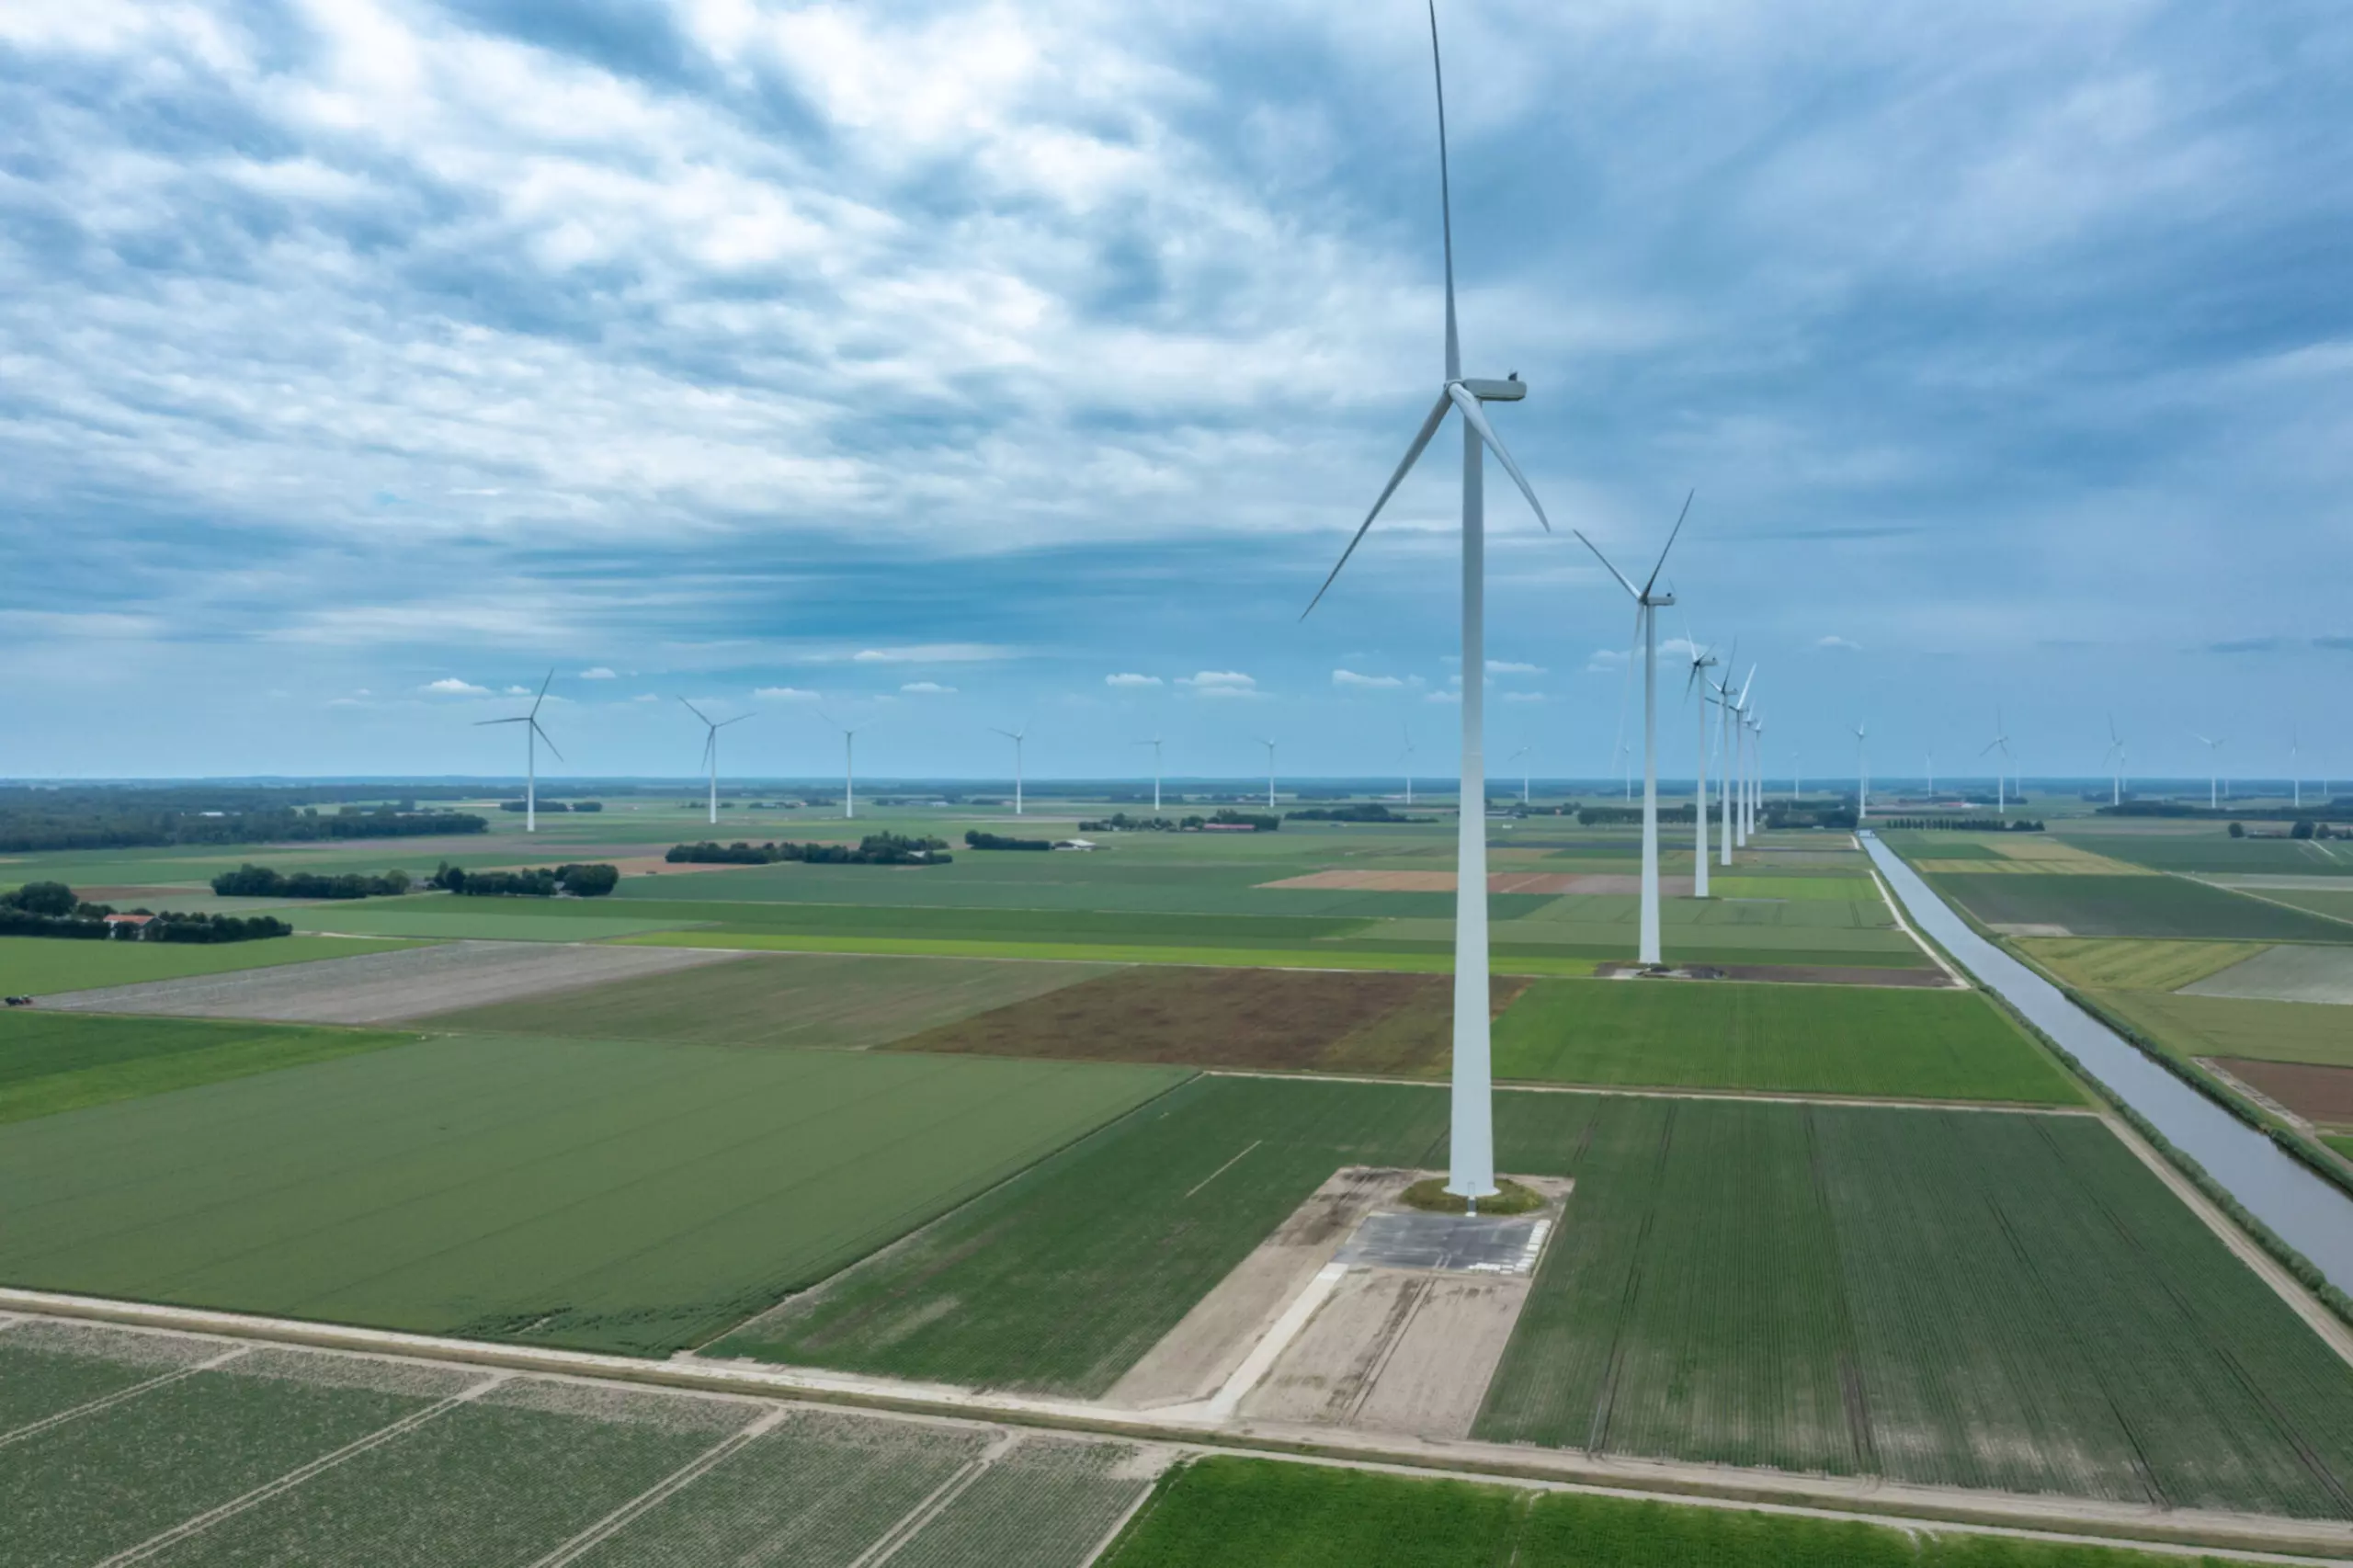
{"left": 40, "top": 939, "right": 746, "bottom": 1025}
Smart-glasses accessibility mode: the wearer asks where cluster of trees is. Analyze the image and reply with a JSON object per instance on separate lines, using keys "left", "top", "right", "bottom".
{"left": 498, "top": 800, "right": 602, "bottom": 813}
{"left": 1285, "top": 803, "right": 1430, "bottom": 824}
{"left": 1760, "top": 803, "right": 1860, "bottom": 830}
{"left": 0, "top": 791, "right": 487, "bottom": 855}
{"left": 1208, "top": 810, "right": 1279, "bottom": 832}
{"left": 425, "top": 862, "right": 620, "bottom": 897}
{"left": 1074, "top": 811, "right": 1279, "bottom": 833}
{"left": 1874, "top": 816, "right": 2044, "bottom": 833}
{"left": 964, "top": 831, "right": 1052, "bottom": 851}
{"left": 2231, "top": 821, "right": 2350, "bottom": 840}
{"left": 210, "top": 865, "right": 414, "bottom": 900}
{"left": 0, "top": 881, "right": 290, "bottom": 942}
{"left": 1579, "top": 805, "right": 1699, "bottom": 826}
{"left": 665, "top": 834, "right": 951, "bottom": 867}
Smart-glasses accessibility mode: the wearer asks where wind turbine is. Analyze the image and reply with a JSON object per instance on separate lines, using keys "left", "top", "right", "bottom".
{"left": 1980, "top": 710, "right": 2013, "bottom": 814}
{"left": 826, "top": 715, "right": 869, "bottom": 820}
{"left": 2105, "top": 717, "right": 2126, "bottom": 806}
{"left": 476, "top": 671, "right": 560, "bottom": 833}
{"left": 1710, "top": 657, "right": 1748, "bottom": 866}
{"left": 1509, "top": 744, "right": 1530, "bottom": 806}
{"left": 680, "top": 699, "right": 749, "bottom": 826}
{"left": 1926, "top": 748, "right": 1935, "bottom": 799}
{"left": 1400, "top": 724, "right": 1417, "bottom": 807}
{"left": 992, "top": 724, "right": 1029, "bottom": 815}
{"left": 1570, "top": 493, "right": 1693, "bottom": 967}
{"left": 1301, "top": 0, "right": 1553, "bottom": 1206}
{"left": 1258, "top": 737, "right": 1279, "bottom": 812}
{"left": 2194, "top": 733, "right": 2224, "bottom": 810}
{"left": 1852, "top": 720, "right": 1870, "bottom": 824}
{"left": 1682, "top": 636, "right": 1718, "bottom": 899}
{"left": 1134, "top": 735, "right": 1164, "bottom": 814}
{"left": 2292, "top": 725, "right": 2302, "bottom": 811}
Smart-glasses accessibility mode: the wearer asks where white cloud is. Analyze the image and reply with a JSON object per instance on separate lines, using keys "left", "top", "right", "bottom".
{"left": 421, "top": 677, "right": 489, "bottom": 696}
{"left": 1583, "top": 649, "right": 1629, "bottom": 675}
{"left": 1426, "top": 689, "right": 1460, "bottom": 704}
{"left": 1179, "top": 670, "right": 1260, "bottom": 699}
{"left": 1817, "top": 635, "right": 1864, "bottom": 652}
{"left": 579, "top": 666, "right": 617, "bottom": 679}
{"left": 843, "top": 643, "right": 1010, "bottom": 664}
{"left": 754, "top": 686, "right": 822, "bottom": 702}
{"left": 503, "top": 685, "right": 531, "bottom": 695}
{"left": 1105, "top": 672, "right": 1163, "bottom": 687}
{"left": 1333, "top": 669, "right": 1405, "bottom": 689}
{"left": 1486, "top": 660, "right": 1545, "bottom": 676}
{"left": 631, "top": 692, "right": 659, "bottom": 702}
{"left": 1501, "top": 690, "right": 1548, "bottom": 704}
{"left": 900, "top": 680, "right": 957, "bottom": 694}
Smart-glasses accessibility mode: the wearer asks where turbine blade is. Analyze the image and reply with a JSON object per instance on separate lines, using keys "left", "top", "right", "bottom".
{"left": 531, "top": 668, "right": 554, "bottom": 718}
{"left": 680, "top": 697, "right": 712, "bottom": 727}
{"left": 1302, "top": 390, "right": 1454, "bottom": 619}
{"left": 531, "top": 720, "right": 563, "bottom": 764}
{"left": 1447, "top": 384, "right": 1550, "bottom": 532}
{"left": 475, "top": 717, "right": 527, "bottom": 726}
{"left": 1427, "top": 0, "right": 1459, "bottom": 383}
{"left": 1639, "top": 489, "right": 1695, "bottom": 599}
{"left": 718, "top": 715, "right": 750, "bottom": 729}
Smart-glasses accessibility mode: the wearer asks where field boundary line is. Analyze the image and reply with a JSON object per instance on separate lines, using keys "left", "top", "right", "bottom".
{"left": 0, "top": 1343, "right": 249, "bottom": 1447}
{"left": 2189, "top": 875, "right": 2353, "bottom": 932}
{"left": 1867, "top": 863, "right": 1969, "bottom": 986}
{"left": 1182, "top": 1139, "right": 1263, "bottom": 1199}
{"left": 6, "top": 1290, "right": 2352, "bottom": 1562}
{"left": 848, "top": 1427, "right": 1020, "bottom": 1568}
{"left": 1077, "top": 1448, "right": 1180, "bottom": 1567}
{"left": 521, "top": 1404, "right": 790, "bottom": 1568}
{"left": 1197, "top": 1066, "right": 2099, "bottom": 1116}
{"left": 91, "top": 1371, "right": 511, "bottom": 1566}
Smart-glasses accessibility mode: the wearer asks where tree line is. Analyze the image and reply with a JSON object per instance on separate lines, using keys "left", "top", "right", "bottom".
{"left": 210, "top": 865, "right": 415, "bottom": 900}
{"left": 426, "top": 862, "right": 620, "bottom": 897}
{"left": 964, "top": 831, "right": 1052, "bottom": 851}
{"left": 0, "top": 790, "right": 485, "bottom": 855}
{"left": 0, "top": 881, "right": 290, "bottom": 943}
{"left": 665, "top": 834, "right": 951, "bottom": 867}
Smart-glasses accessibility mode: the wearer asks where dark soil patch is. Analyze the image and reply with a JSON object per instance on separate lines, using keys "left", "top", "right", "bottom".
{"left": 886, "top": 966, "right": 1529, "bottom": 1074}
{"left": 1399, "top": 1176, "right": 1545, "bottom": 1214}
{"left": 2211, "top": 1057, "right": 2353, "bottom": 1123}
{"left": 1594, "top": 961, "right": 1954, "bottom": 989}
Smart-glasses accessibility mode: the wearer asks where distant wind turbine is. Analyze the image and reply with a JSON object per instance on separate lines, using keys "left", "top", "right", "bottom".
{"left": 476, "top": 671, "right": 560, "bottom": 833}
{"left": 1926, "top": 748, "right": 1935, "bottom": 799}
{"left": 1257, "top": 737, "right": 1279, "bottom": 812}
{"left": 680, "top": 699, "right": 749, "bottom": 826}
{"left": 1981, "top": 710, "right": 2013, "bottom": 815}
{"left": 1509, "top": 744, "right": 1530, "bottom": 806}
{"left": 1400, "top": 724, "right": 1417, "bottom": 808}
{"left": 1301, "top": 0, "right": 1553, "bottom": 1206}
{"left": 1570, "top": 492, "right": 1693, "bottom": 966}
{"left": 2105, "top": 716, "right": 2126, "bottom": 806}
{"left": 1134, "top": 735, "right": 1164, "bottom": 813}
{"left": 826, "top": 715, "right": 869, "bottom": 820}
{"left": 1682, "top": 636, "right": 1718, "bottom": 900}
{"left": 2291, "top": 725, "right": 2302, "bottom": 811}
{"left": 1709, "top": 654, "right": 1748, "bottom": 867}
{"left": 992, "top": 724, "right": 1029, "bottom": 815}
{"left": 1853, "top": 720, "right": 1870, "bottom": 824}
{"left": 2194, "top": 733, "right": 2225, "bottom": 811}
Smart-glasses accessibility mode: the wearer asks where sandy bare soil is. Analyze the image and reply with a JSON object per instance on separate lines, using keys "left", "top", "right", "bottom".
{"left": 1258, "top": 869, "right": 1693, "bottom": 896}
{"left": 1242, "top": 1270, "right": 1531, "bottom": 1437}
{"left": 1593, "top": 960, "right": 1956, "bottom": 988}
{"left": 41, "top": 939, "right": 747, "bottom": 1025}
{"left": 1108, "top": 1167, "right": 1411, "bottom": 1409}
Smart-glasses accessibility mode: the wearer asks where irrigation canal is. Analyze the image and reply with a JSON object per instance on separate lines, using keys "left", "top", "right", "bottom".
{"left": 1863, "top": 833, "right": 2353, "bottom": 1294}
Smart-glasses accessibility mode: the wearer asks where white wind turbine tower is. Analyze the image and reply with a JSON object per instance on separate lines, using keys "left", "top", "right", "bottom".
{"left": 1682, "top": 638, "right": 1718, "bottom": 900}
{"left": 1737, "top": 682, "right": 1759, "bottom": 846}
{"left": 1570, "top": 493, "right": 1693, "bottom": 967}
{"left": 1509, "top": 744, "right": 1531, "bottom": 805}
{"left": 476, "top": 671, "right": 560, "bottom": 833}
{"left": 1852, "top": 720, "right": 1870, "bottom": 824}
{"left": 1302, "top": 0, "right": 1553, "bottom": 1206}
{"left": 992, "top": 724, "right": 1029, "bottom": 815}
{"left": 2105, "top": 717, "right": 2126, "bottom": 806}
{"left": 1981, "top": 710, "right": 2013, "bottom": 814}
{"left": 1134, "top": 735, "right": 1164, "bottom": 813}
{"left": 680, "top": 699, "right": 749, "bottom": 826}
{"left": 1257, "top": 737, "right": 1279, "bottom": 812}
{"left": 2194, "top": 733, "right": 2225, "bottom": 810}
{"left": 1711, "top": 659, "right": 1750, "bottom": 865}
{"left": 826, "top": 716, "right": 868, "bottom": 820}
{"left": 1752, "top": 711, "right": 1768, "bottom": 826}
{"left": 1926, "top": 749, "right": 1935, "bottom": 798}
{"left": 2291, "top": 725, "right": 2302, "bottom": 810}
{"left": 1399, "top": 725, "right": 1417, "bottom": 807}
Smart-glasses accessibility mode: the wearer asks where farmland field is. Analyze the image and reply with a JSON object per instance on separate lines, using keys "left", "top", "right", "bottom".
{"left": 1102, "top": 1456, "right": 2232, "bottom": 1567}
{"left": 0, "top": 1320, "right": 1162, "bottom": 1568}
{"left": 618, "top": 926, "right": 1608, "bottom": 977}
{"left": 0, "top": 934, "right": 420, "bottom": 997}
{"left": 431, "top": 949, "right": 1120, "bottom": 1047}
{"left": 884, "top": 965, "right": 1522, "bottom": 1075}
{"left": 2067, "top": 833, "right": 2353, "bottom": 878}
{"left": 2094, "top": 988, "right": 2353, "bottom": 1069}
{"left": 2181, "top": 941, "right": 2353, "bottom": 1004}
{"left": 292, "top": 905, "right": 700, "bottom": 941}
{"left": 2010, "top": 937, "right": 2264, "bottom": 993}
{"left": 2256, "top": 885, "right": 2353, "bottom": 924}
{"left": 0, "top": 1036, "right": 1184, "bottom": 1354}
{"left": 0, "top": 1012, "right": 414, "bottom": 1125}
{"left": 1488, "top": 980, "right": 2077, "bottom": 1103}
{"left": 1926, "top": 871, "right": 2353, "bottom": 941}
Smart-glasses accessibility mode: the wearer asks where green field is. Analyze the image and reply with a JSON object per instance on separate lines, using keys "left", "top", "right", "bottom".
{"left": 432, "top": 950, "right": 1120, "bottom": 1048}
{"left": 2067, "top": 833, "right": 2353, "bottom": 878}
{"left": 1927, "top": 871, "right": 2353, "bottom": 941}
{"left": 292, "top": 906, "right": 700, "bottom": 941}
{"left": 0, "top": 1036, "right": 1185, "bottom": 1354}
{"left": 2093, "top": 988, "right": 2353, "bottom": 1069}
{"left": 1489, "top": 980, "right": 2078, "bottom": 1103}
{"left": 0, "top": 1012, "right": 415, "bottom": 1124}
{"left": 2011, "top": 937, "right": 2266, "bottom": 993}
{"left": 615, "top": 927, "right": 1608, "bottom": 977}
{"left": 0, "top": 934, "right": 418, "bottom": 997}
{"left": 1104, "top": 1457, "right": 2243, "bottom": 1568}
{"left": 2257, "top": 885, "right": 2353, "bottom": 924}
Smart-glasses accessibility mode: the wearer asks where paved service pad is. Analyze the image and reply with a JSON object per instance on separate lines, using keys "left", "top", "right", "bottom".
{"left": 1336, "top": 1211, "right": 1551, "bottom": 1276}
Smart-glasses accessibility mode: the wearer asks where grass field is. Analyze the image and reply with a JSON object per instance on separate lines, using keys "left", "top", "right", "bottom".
{"left": 0, "top": 934, "right": 419, "bottom": 996}
{"left": 2180, "top": 942, "right": 2353, "bottom": 1004}
{"left": 1488, "top": 980, "right": 2078, "bottom": 1103}
{"left": 1476, "top": 1096, "right": 2353, "bottom": 1516}
{"left": 719, "top": 1078, "right": 2353, "bottom": 1518}
{"left": 2093, "top": 988, "right": 2353, "bottom": 1070}
{"left": 1103, "top": 1457, "right": 2239, "bottom": 1567}
{"left": 292, "top": 906, "right": 700, "bottom": 941}
{"left": 2069, "top": 834, "right": 2353, "bottom": 878}
{"left": 615, "top": 927, "right": 1610, "bottom": 977}
{"left": 0, "top": 1012, "right": 414, "bottom": 1124}
{"left": 429, "top": 950, "right": 1119, "bottom": 1048}
{"left": 2256, "top": 886, "right": 2353, "bottom": 924}
{"left": 2010, "top": 937, "right": 2266, "bottom": 993}
{"left": 0, "top": 1037, "right": 1185, "bottom": 1354}
{"left": 1927, "top": 871, "right": 2353, "bottom": 941}
{"left": 884, "top": 965, "right": 1522, "bottom": 1075}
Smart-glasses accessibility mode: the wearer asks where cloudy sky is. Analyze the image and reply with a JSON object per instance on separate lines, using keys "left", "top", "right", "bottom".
{"left": 5, "top": 0, "right": 2347, "bottom": 786}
